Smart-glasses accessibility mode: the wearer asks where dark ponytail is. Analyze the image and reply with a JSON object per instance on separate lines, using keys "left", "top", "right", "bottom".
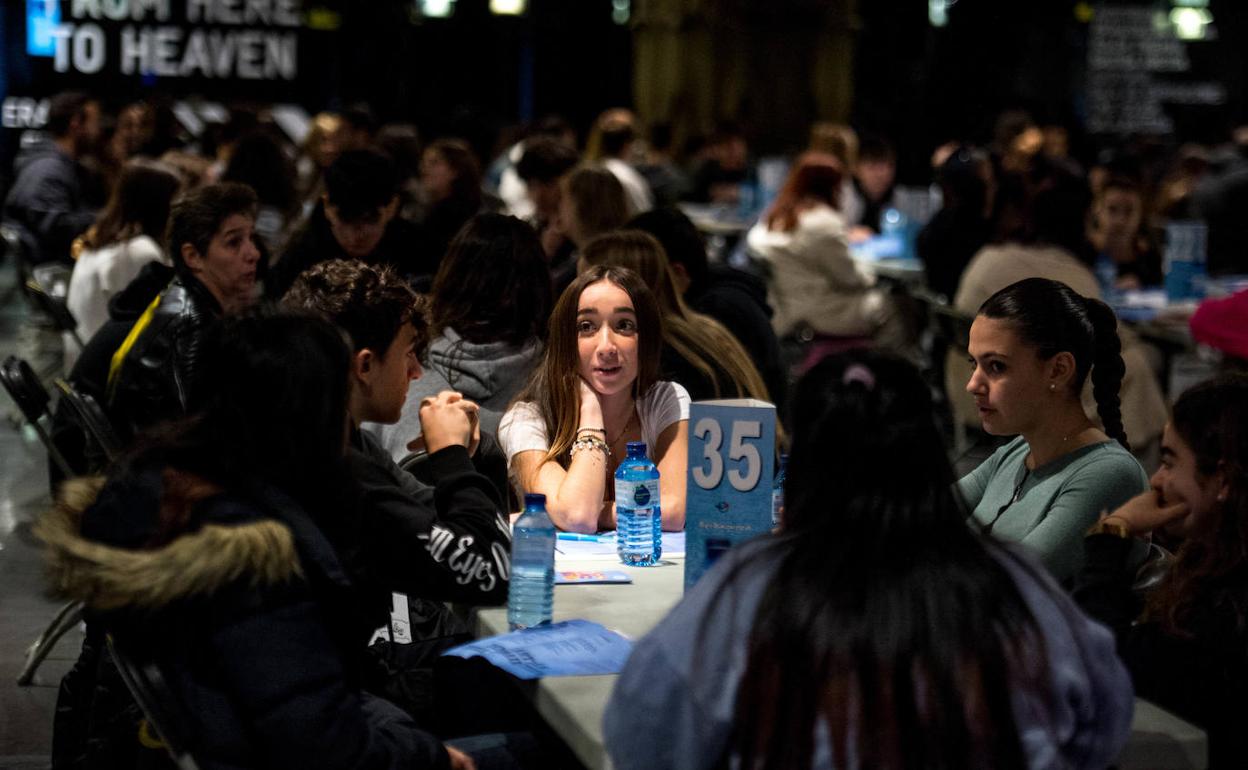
{"left": 979, "top": 277, "right": 1130, "bottom": 449}
{"left": 1084, "top": 297, "right": 1130, "bottom": 450}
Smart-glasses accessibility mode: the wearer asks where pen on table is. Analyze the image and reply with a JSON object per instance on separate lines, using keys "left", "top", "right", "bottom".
{"left": 556, "top": 532, "right": 610, "bottom": 542}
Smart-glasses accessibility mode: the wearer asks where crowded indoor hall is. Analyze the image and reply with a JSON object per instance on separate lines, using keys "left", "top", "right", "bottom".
{"left": 1, "top": 0, "right": 1246, "bottom": 768}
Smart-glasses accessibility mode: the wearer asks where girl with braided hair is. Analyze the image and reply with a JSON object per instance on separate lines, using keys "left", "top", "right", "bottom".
{"left": 959, "top": 277, "right": 1149, "bottom": 583}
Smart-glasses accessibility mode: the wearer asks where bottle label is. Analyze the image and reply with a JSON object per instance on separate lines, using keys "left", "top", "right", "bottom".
{"left": 617, "top": 479, "right": 658, "bottom": 511}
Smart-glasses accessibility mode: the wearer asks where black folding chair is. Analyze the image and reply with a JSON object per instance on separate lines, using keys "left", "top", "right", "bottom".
{"left": 54, "top": 379, "right": 122, "bottom": 466}
{"left": 1, "top": 355, "right": 74, "bottom": 478}
{"left": 106, "top": 636, "right": 202, "bottom": 770}
{"left": 1, "top": 355, "right": 86, "bottom": 685}
{"left": 25, "top": 279, "right": 83, "bottom": 349}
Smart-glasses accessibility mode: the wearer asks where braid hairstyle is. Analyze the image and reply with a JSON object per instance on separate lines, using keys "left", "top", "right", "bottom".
{"left": 978, "top": 277, "right": 1130, "bottom": 449}
{"left": 1083, "top": 296, "right": 1130, "bottom": 450}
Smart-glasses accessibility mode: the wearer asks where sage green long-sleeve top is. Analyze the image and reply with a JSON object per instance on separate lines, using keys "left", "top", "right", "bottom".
{"left": 959, "top": 436, "right": 1148, "bottom": 583}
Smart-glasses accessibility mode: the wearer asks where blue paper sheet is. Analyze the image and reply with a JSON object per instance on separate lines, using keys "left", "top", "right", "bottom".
{"left": 442, "top": 619, "right": 632, "bottom": 679}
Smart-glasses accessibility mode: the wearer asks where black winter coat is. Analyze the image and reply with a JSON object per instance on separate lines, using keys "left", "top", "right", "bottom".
{"left": 38, "top": 470, "right": 451, "bottom": 770}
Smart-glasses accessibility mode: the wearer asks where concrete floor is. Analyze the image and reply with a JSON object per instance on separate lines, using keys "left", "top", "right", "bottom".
{"left": 0, "top": 259, "right": 79, "bottom": 769}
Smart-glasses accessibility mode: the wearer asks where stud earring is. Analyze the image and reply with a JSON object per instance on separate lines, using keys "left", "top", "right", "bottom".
{"left": 1049, "top": 383, "right": 1056, "bottom": 392}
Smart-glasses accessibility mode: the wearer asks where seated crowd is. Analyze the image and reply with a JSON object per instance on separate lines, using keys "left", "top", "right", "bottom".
{"left": 9, "top": 93, "right": 1247, "bottom": 768}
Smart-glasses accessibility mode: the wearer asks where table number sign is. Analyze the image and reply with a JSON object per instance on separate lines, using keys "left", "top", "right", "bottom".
{"left": 684, "top": 399, "right": 777, "bottom": 590}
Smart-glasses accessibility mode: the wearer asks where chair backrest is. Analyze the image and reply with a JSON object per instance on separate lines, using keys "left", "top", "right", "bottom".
{"left": 55, "top": 379, "right": 123, "bottom": 464}
{"left": 1, "top": 355, "right": 75, "bottom": 478}
{"left": 25, "top": 279, "right": 83, "bottom": 345}
{"left": 0, "top": 222, "right": 36, "bottom": 288}
{"left": 106, "top": 636, "right": 202, "bottom": 770}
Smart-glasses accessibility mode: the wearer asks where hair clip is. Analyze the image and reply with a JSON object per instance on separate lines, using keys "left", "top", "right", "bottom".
{"left": 842, "top": 363, "right": 876, "bottom": 391}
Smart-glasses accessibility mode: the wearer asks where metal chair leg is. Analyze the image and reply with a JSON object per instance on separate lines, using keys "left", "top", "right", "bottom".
{"left": 16, "top": 601, "right": 84, "bottom": 685}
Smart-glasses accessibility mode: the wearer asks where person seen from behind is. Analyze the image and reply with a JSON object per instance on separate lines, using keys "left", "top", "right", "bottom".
{"left": 605, "top": 350, "right": 1134, "bottom": 769}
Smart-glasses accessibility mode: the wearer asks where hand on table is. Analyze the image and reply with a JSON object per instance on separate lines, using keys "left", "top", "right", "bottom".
{"left": 1102, "top": 490, "right": 1189, "bottom": 537}
{"left": 412, "top": 391, "right": 480, "bottom": 456}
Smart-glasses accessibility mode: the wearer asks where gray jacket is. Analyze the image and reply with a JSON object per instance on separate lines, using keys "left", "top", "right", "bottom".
{"left": 3, "top": 136, "right": 99, "bottom": 264}
{"left": 604, "top": 536, "right": 1135, "bottom": 770}
{"left": 364, "top": 328, "right": 543, "bottom": 462}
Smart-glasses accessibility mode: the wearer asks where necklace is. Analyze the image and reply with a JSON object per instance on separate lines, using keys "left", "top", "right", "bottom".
{"left": 607, "top": 408, "right": 637, "bottom": 447}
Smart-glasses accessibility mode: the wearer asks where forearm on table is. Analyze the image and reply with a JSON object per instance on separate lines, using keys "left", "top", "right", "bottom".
{"left": 544, "top": 454, "right": 608, "bottom": 533}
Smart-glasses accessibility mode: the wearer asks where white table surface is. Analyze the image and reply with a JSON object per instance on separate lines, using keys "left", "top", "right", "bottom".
{"left": 473, "top": 555, "right": 1207, "bottom": 770}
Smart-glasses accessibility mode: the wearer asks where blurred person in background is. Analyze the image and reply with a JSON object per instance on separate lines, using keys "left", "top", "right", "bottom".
{"left": 552, "top": 164, "right": 630, "bottom": 293}
{"left": 274, "top": 149, "right": 425, "bottom": 295}
{"left": 1088, "top": 176, "right": 1163, "bottom": 289}
{"left": 629, "top": 208, "right": 788, "bottom": 415}
{"left": 746, "top": 152, "right": 904, "bottom": 358}
{"left": 418, "top": 138, "right": 490, "bottom": 273}
{"left": 65, "top": 160, "right": 182, "bottom": 364}
{"left": 4, "top": 91, "right": 104, "bottom": 265}
{"left": 686, "top": 122, "right": 751, "bottom": 207}
{"left": 296, "top": 111, "right": 344, "bottom": 214}
{"left": 585, "top": 108, "right": 653, "bottom": 215}
{"left": 917, "top": 145, "right": 995, "bottom": 301}
{"left": 807, "top": 121, "right": 862, "bottom": 225}
{"left": 221, "top": 129, "right": 299, "bottom": 253}
{"left": 845, "top": 134, "right": 897, "bottom": 238}
{"left": 515, "top": 136, "right": 579, "bottom": 259}
{"left": 376, "top": 123, "right": 425, "bottom": 222}
{"left": 366, "top": 213, "right": 552, "bottom": 463}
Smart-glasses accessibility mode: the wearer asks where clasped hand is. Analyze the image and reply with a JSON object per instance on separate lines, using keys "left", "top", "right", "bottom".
{"left": 408, "top": 391, "right": 481, "bottom": 456}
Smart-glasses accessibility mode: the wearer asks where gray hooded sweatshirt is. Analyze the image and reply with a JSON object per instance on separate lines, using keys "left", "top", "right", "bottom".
{"left": 363, "top": 327, "right": 543, "bottom": 462}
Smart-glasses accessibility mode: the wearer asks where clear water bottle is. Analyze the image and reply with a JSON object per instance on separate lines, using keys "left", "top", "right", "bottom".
{"left": 507, "top": 493, "right": 556, "bottom": 630}
{"left": 1098, "top": 253, "right": 1118, "bottom": 298}
{"left": 616, "top": 442, "right": 662, "bottom": 566}
{"left": 771, "top": 453, "right": 788, "bottom": 526}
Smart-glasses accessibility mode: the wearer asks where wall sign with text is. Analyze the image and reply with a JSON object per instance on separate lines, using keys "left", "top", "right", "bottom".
{"left": 25, "top": 0, "right": 302, "bottom": 81}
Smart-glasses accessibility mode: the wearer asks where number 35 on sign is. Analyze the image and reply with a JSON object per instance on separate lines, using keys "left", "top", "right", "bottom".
{"left": 684, "top": 399, "right": 777, "bottom": 589}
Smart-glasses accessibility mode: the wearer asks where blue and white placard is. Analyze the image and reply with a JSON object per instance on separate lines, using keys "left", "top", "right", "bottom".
{"left": 684, "top": 399, "right": 776, "bottom": 589}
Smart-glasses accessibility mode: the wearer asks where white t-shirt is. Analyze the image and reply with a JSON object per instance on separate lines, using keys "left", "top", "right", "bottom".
{"left": 65, "top": 234, "right": 169, "bottom": 368}
{"left": 499, "top": 381, "right": 690, "bottom": 465}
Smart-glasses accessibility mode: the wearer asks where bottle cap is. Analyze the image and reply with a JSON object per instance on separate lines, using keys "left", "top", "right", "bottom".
{"left": 524, "top": 493, "right": 547, "bottom": 507}
{"left": 626, "top": 441, "right": 648, "bottom": 455}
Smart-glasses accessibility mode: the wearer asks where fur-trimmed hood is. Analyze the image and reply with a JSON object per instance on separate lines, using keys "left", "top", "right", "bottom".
{"left": 36, "top": 476, "right": 302, "bottom": 612}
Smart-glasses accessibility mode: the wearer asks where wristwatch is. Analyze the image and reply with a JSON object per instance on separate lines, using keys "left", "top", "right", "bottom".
{"left": 1086, "top": 516, "right": 1131, "bottom": 539}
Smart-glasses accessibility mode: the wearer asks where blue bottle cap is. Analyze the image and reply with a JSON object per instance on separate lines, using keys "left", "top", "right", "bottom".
{"left": 524, "top": 493, "right": 547, "bottom": 507}
{"left": 626, "top": 441, "right": 647, "bottom": 453}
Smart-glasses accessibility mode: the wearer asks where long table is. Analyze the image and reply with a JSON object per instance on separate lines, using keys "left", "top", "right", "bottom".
{"left": 473, "top": 554, "right": 1207, "bottom": 770}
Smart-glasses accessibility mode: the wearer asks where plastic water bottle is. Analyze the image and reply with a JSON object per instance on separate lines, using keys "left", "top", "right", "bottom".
{"left": 1095, "top": 253, "right": 1118, "bottom": 298}
{"left": 507, "top": 493, "right": 556, "bottom": 630}
{"left": 771, "top": 453, "right": 788, "bottom": 526}
{"left": 1164, "top": 221, "right": 1209, "bottom": 302}
{"left": 616, "top": 442, "right": 662, "bottom": 566}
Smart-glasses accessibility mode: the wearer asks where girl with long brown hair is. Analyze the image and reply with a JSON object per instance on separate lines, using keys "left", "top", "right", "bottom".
{"left": 1076, "top": 373, "right": 1248, "bottom": 766}
{"left": 499, "top": 265, "right": 689, "bottom": 533}
{"left": 579, "top": 230, "right": 772, "bottom": 406}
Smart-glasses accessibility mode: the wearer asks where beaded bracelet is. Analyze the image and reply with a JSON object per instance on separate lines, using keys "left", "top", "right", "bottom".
{"left": 570, "top": 435, "right": 610, "bottom": 459}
